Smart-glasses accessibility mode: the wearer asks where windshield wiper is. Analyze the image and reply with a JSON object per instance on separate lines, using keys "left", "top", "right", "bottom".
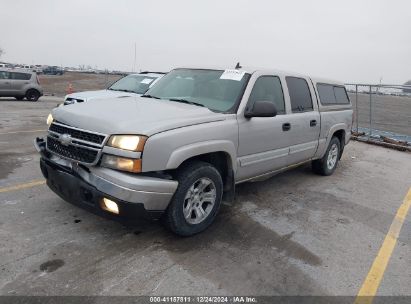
{"left": 141, "top": 94, "right": 161, "bottom": 99}
{"left": 168, "top": 98, "right": 205, "bottom": 107}
{"left": 113, "top": 89, "right": 136, "bottom": 93}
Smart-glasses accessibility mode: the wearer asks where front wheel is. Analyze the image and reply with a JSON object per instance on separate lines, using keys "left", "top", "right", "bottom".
{"left": 163, "top": 161, "right": 223, "bottom": 236}
{"left": 312, "top": 137, "right": 341, "bottom": 176}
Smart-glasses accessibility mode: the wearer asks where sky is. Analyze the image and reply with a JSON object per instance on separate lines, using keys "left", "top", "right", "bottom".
{"left": 0, "top": 0, "right": 410, "bottom": 84}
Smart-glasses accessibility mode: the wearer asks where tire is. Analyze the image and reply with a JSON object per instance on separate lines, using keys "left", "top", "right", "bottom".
{"left": 15, "top": 96, "right": 24, "bottom": 101}
{"left": 25, "top": 89, "right": 40, "bottom": 102}
{"left": 163, "top": 161, "right": 223, "bottom": 236}
{"left": 312, "top": 137, "right": 341, "bottom": 176}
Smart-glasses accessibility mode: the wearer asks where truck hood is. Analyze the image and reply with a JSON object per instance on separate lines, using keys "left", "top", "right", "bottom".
{"left": 66, "top": 90, "right": 138, "bottom": 101}
{"left": 52, "top": 96, "right": 226, "bottom": 136}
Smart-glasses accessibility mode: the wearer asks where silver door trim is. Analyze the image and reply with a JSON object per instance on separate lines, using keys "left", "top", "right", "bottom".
{"left": 289, "top": 141, "right": 318, "bottom": 155}
{"left": 239, "top": 147, "right": 290, "bottom": 167}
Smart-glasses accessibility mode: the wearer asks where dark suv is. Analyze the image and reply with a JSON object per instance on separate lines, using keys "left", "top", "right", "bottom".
{"left": 42, "top": 66, "right": 64, "bottom": 75}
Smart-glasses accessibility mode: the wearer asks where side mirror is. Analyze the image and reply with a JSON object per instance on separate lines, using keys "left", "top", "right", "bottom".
{"left": 244, "top": 100, "right": 277, "bottom": 118}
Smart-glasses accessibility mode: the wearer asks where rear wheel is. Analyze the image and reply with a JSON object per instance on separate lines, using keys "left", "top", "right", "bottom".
{"left": 312, "top": 137, "right": 341, "bottom": 176}
{"left": 163, "top": 161, "right": 223, "bottom": 236}
{"left": 25, "top": 89, "right": 40, "bottom": 102}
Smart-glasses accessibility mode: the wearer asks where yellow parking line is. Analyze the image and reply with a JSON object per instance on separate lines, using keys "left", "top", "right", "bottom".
{"left": 0, "top": 129, "right": 46, "bottom": 135}
{"left": 354, "top": 187, "right": 411, "bottom": 304}
{"left": 0, "top": 180, "right": 46, "bottom": 193}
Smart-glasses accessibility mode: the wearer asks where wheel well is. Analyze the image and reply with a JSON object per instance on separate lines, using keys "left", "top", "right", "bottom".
{"left": 26, "top": 88, "right": 39, "bottom": 95}
{"left": 177, "top": 152, "right": 234, "bottom": 194}
{"left": 332, "top": 129, "right": 346, "bottom": 157}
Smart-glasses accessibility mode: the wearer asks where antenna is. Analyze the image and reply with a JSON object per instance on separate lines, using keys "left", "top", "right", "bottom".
{"left": 235, "top": 62, "right": 242, "bottom": 69}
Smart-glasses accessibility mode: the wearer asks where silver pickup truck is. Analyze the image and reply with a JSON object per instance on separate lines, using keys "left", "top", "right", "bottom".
{"left": 35, "top": 67, "right": 352, "bottom": 236}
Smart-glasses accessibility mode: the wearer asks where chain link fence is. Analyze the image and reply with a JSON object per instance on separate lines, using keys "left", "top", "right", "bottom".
{"left": 345, "top": 83, "right": 411, "bottom": 149}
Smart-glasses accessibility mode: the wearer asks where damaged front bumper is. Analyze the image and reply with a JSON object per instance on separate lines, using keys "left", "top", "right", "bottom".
{"left": 34, "top": 137, "right": 178, "bottom": 220}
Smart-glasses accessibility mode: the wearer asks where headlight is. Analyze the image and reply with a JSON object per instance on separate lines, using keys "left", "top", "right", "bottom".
{"left": 101, "top": 155, "right": 142, "bottom": 173}
{"left": 46, "top": 113, "right": 53, "bottom": 126}
{"left": 107, "top": 135, "right": 147, "bottom": 152}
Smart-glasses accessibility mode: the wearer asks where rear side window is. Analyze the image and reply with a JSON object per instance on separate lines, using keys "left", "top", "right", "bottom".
{"left": 10, "top": 72, "right": 31, "bottom": 80}
{"left": 248, "top": 76, "right": 285, "bottom": 114}
{"left": 317, "top": 84, "right": 350, "bottom": 105}
{"left": 286, "top": 77, "right": 313, "bottom": 112}
{"left": 334, "top": 86, "right": 350, "bottom": 104}
{"left": 317, "top": 84, "right": 336, "bottom": 104}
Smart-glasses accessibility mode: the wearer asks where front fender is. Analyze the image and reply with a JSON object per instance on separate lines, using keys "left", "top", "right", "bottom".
{"left": 166, "top": 140, "right": 237, "bottom": 172}
{"left": 141, "top": 118, "right": 239, "bottom": 173}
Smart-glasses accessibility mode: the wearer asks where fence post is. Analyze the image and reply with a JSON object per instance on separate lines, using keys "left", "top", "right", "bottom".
{"left": 356, "top": 85, "right": 359, "bottom": 133}
{"left": 369, "top": 85, "right": 372, "bottom": 139}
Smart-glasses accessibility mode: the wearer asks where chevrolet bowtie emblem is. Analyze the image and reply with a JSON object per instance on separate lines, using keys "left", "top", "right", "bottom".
{"left": 59, "top": 133, "right": 72, "bottom": 146}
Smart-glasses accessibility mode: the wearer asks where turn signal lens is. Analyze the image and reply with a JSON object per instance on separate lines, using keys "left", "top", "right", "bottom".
{"left": 101, "top": 155, "right": 142, "bottom": 173}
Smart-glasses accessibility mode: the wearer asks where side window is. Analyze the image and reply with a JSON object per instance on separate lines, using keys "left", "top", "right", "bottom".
{"left": 317, "top": 84, "right": 350, "bottom": 105}
{"left": 0, "top": 71, "right": 10, "bottom": 79}
{"left": 334, "top": 86, "right": 350, "bottom": 104}
{"left": 248, "top": 76, "right": 285, "bottom": 114}
{"left": 286, "top": 77, "right": 313, "bottom": 112}
{"left": 317, "top": 84, "right": 336, "bottom": 104}
{"left": 10, "top": 72, "right": 31, "bottom": 80}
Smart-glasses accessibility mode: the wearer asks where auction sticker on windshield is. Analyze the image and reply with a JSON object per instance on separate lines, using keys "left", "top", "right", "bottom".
{"left": 220, "top": 69, "right": 245, "bottom": 81}
{"left": 141, "top": 78, "right": 154, "bottom": 84}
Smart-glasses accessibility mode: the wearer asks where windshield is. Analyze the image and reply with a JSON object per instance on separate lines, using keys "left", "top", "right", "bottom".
{"left": 145, "top": 69, "right": 250, "bottom": 112}
{"left": 109, "top": 75, "right": 158, "bottom": 94}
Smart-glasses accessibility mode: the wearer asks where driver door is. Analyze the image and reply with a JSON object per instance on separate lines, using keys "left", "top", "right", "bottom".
{"left": 237, "top": 75, "right": 292, "bottom": 182}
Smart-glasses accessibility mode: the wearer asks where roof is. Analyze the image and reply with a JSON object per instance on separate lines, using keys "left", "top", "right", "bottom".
{"left": 311, "top": 77, "right": 345, "bottom": 86}
{"left": 0, "top": 67, "right": 35, "bottom": 74}
{"left": 171, "top": 65, "right": 344, "bottom": 85}
{"left": 139, "top": 71, "right": 166, "bottom": 75}
{"left": 130, "top": 72, "right": 165, "bottom": 77}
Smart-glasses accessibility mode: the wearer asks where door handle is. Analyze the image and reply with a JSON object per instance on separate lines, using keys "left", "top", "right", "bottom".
{"left": 310, "top": 120, "right": 317, "bottom": 127}
{"left": 282, "top": 123, "right": 291, "bottom": 131}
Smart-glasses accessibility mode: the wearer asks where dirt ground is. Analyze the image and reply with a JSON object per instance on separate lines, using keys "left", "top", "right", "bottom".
{"left": 39, "top": 72, "right": 122, "bottom": 97}
{"left": 349, "top": 93, "right": 411, "bottom": 137}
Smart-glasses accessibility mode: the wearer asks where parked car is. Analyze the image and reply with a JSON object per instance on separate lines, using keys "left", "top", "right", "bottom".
{"left": 33, "top": 65, "right": 44, "bottom": 74}
{"left": 63, "top": 71, "right": 165, "bottom": 105}
{"left": 43, "top": 66, "right": 64, "bottom": 75}
{"left": 0, "top": 68, "right": 43, "bottom": 101}
{"left": 35, "top": 66, "right": 352, "bottom": 236}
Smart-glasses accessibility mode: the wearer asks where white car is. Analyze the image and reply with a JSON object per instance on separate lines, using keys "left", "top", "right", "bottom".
{"left": 64, "top": 71, "right": 165, "bottom": 105}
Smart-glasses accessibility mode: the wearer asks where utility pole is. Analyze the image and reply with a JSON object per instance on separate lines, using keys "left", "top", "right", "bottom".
{"left": 132, "top": 42, "right": 137, "bottom": 72}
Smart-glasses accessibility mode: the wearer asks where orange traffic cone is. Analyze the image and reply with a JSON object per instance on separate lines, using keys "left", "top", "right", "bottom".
{"left": 67, "top": 83, "right": 74, "bottom": 94}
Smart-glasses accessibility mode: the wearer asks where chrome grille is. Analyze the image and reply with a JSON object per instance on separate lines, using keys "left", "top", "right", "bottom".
{"left": 49, "top": 123, "right": 105, "bottom": 144}
{"left": 46, "top": 122, "right": 107, "bottom": 165}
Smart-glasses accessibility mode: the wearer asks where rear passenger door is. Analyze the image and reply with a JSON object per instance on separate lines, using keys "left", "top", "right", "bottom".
{"left": 10, "top": 72, "right": 31, "bottom": 93}
{"left": 284, "top": 76, "right": 321, "bottom": 165}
